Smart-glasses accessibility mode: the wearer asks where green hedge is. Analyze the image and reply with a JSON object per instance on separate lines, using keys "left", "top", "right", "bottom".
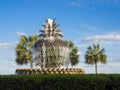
{"left": 0, "top": 74, "right": 120, "bottom": 90}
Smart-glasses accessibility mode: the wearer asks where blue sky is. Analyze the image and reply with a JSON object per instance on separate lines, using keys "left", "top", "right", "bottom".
{"left": 0, "top": 0, "right": 120, "bottom": 74}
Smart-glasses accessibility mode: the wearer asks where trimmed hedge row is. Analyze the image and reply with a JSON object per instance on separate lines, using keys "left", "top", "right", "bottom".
{"left": 0, "top": 74, "right": 120, "bottom": 90}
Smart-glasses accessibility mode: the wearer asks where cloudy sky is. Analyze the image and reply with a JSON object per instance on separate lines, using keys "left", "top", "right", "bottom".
{"left": 0, "top": 0, "right": 120, "bottom": 74}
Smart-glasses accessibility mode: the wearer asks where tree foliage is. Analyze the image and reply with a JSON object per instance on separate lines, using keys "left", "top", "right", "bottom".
{"left": 15, "top": 34, "right": 39, "bottom": 67}
{"left": 66, "top": 40, "right": 80, "bottom": 67}
{"left": 85, "top": 44, "right": 107, "bottom": 74}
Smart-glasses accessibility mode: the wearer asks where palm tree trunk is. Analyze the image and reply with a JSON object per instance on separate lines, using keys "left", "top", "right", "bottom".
{"left": 95, "top": 61, "right": 97, "bottom": 74}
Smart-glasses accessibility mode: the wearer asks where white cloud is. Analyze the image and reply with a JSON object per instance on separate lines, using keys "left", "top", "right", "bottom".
{"left": 80, "top": 23, "right": 102, "bottom": 33}
{"left": 70, "top": 1, "right": 80, "bottom": 7}
{"left": 68, "top": 0, "right": 120, "bottom": 9}
{"left": 83, "top": 33, "right": 120, "bottom": 44}
{"left": 16, "top": 32, "right": 27, "bottom": 36}
{"left": 113, "top": 0, "right": 120, "bottom": 4}
{"left": 0, "top": 43, "right": 9, "bottom": 48}
{"left": 91, "top": 0, "right": 120, "bottom": 5}
{"left": 0, "top": 42, "right": 17, "bottom": 49}
{"left": 81, "top": 24, "right": 95, "bottom": 30}
{"left": 108, "top": 56, "right": 120, "bottom": 62}
{"left": 76, "top": 61, "right": 120, "bottom": 74}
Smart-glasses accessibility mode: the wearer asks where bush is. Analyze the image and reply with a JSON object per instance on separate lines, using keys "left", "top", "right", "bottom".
{"left": 0, "top": 74, "right": 120, "bottom": 90}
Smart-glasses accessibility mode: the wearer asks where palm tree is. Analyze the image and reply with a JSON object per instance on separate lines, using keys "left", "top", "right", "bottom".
{"left": 15, "top": 34, "right": 39, "bottom": 68}
{"left": 28, "top": 34, "right": 39, "bottom": 67}
{"left": 16, "top": 35, "right": 29, "bottom": 65}
{"left": 66, "top": 40, "right": 80, "bottom": 68}
{"left": 70, "top": 47, "right": 79, "bottom": 67}
{"left": 85, "top": 44, "right": 107, "bottom": 74}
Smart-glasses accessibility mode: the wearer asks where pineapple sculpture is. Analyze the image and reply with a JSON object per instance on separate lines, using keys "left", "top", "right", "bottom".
{"left": 16, "top": 19, "right": 85, "bottom": 74}
{"left": 33, "top": 19, "right": 69, "bottom": 68}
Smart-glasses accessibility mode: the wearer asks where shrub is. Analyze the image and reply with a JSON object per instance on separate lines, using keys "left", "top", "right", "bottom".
{"left": 0, "top": 74, "right": 120, "bottom": 90}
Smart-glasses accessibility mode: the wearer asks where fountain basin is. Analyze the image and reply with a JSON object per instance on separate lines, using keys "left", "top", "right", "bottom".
{"left": 16, "top": 68, "right": 85, "bottom": 74}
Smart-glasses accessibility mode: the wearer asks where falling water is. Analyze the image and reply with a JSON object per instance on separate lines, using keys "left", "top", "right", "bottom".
{"left": 33, "top": 18, "right": 69, "bottom": 68}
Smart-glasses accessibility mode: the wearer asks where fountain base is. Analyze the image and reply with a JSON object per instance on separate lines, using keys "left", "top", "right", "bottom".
{"left": 16, "top": 68, "right": 85, "bottom": 74}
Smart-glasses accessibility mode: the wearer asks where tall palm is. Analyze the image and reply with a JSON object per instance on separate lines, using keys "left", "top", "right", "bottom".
{"left": 85, "top": 44, "right": 107, "bottom": 74}
{"left": 28, "top": 34, "right": 39, "bottom": 67}
{"left": 70, "top": 47, "right": 79, "bottom": 67}
{"left": 66, "top": 40, "right": 80, "bottom": 68}
{"left": 16, "top": 35, "right": 29, "bottom": 65}
{"left": 15, "top": 34, "right": 39, "bottom": 68}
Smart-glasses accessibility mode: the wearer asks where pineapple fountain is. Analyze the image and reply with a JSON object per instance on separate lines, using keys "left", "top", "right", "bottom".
{"left": 16, "top": 19, "right": 85, "bottom": 74}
